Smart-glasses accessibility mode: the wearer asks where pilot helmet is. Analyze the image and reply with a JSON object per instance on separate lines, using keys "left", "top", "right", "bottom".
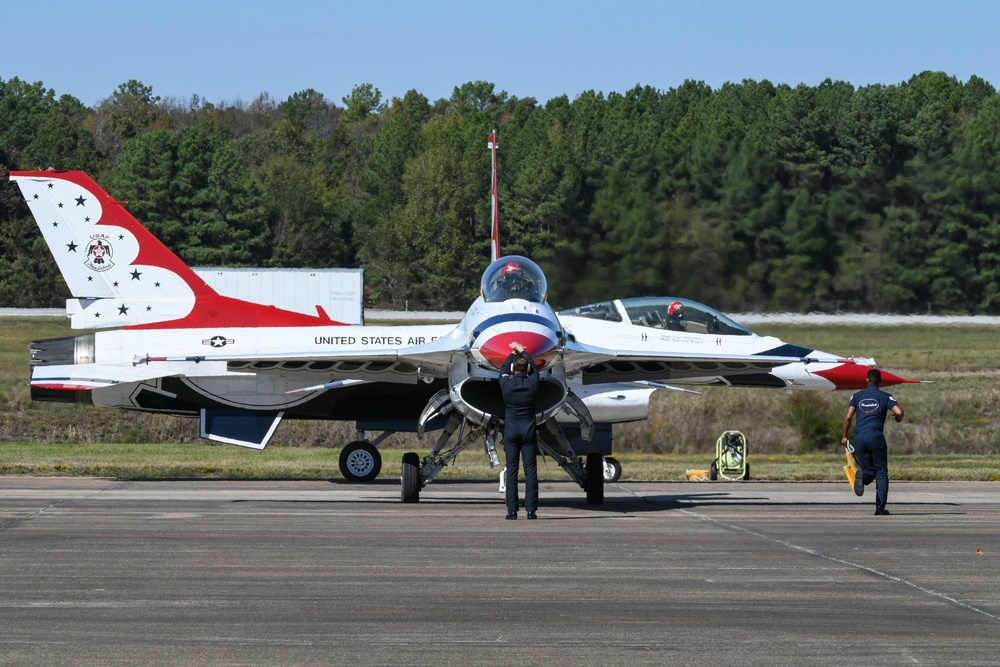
{"left": 668, "top": 301, "right": 684, "bottom": 317}
{"left": 501, "top": 261, "right": 524, "bottom": 288}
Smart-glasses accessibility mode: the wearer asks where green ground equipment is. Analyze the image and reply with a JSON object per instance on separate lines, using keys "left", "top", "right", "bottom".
{"left": 710, "top": 430, "right": 749, "bottom": 480}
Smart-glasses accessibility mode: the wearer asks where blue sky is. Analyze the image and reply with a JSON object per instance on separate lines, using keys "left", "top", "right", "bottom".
{"left": 4, "top": 0, "right": 998, "bottom": 108}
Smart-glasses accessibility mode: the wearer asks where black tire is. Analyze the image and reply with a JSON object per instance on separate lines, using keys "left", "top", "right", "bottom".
{"left": 401, "top": 452, "right": 421, "bottom": 503}
{"left": 339, "top": 441, "right": 382, "bottom": 483}
{"left": 709, "top": 462, "right": 718, "bottom": 481}
{"left": 743, "top": 463, "right": 750, "bottom": 481}
{"left": 603, "top": 456, "right": 623, "bottom": 483}
{"left": 585, "top": 453, "right": 604, "bottom": 505}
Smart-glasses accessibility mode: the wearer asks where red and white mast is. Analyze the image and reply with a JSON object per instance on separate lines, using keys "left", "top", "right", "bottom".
{"left": 487, "top": 130, "right": 499, "bottom": 262}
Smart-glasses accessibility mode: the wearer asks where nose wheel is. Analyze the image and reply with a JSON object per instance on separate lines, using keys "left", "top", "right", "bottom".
{"left": 401, "top": 452, "right": 421, "bottom": 503}
{"left": 585, "top": 453, "right": 604, "bottom": 504}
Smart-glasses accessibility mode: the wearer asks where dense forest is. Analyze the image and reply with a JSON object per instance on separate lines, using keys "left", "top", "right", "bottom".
{"left": 2, "top": 72, "right": 999, "bottom": 313}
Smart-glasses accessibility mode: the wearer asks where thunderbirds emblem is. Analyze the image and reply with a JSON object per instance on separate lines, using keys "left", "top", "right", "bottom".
{"left": 84, "top": 236, "right": 114, "bottom": 272}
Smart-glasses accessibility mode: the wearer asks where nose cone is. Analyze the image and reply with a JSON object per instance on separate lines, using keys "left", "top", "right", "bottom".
{"left": 813, "top": 363, "right": 919, "bottom": 390}
{"left": 478, "top": 330, "right": 558, "bottom": 370}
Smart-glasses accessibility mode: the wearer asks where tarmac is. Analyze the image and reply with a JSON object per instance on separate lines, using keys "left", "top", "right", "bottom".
{"left": 1, "top": 476, "right": 998, "bottom": 666}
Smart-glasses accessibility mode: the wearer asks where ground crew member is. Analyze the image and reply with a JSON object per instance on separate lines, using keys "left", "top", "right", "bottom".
{"left": 499, "top": 342, "right": 540, "bottom": 520}
{"left": 841, "top": 368, "right": 904, "bottom": 515}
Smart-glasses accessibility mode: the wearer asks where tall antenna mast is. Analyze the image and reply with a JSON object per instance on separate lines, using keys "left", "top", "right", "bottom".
{"left": 487, "top": 130, "right": 499, "bottom": 262}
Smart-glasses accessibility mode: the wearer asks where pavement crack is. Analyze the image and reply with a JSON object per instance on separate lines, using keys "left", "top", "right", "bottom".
{"left": 0, "top": 480, "right": 134, "bottom": 532}
{"left": 676, "top": 506, "right": 999, "bottom": 622}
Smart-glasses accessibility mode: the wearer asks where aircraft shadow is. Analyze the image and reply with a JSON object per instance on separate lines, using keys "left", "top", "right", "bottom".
{"left": 140, "top": 472, "right": 962, "bottom": 515}
{"left": 231, "top": 485, "right": 962, "bottom": 517}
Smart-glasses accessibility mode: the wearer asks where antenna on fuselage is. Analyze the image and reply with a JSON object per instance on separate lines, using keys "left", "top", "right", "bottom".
{"left": 488, "top": 130, "right": 499, "bottom": 262}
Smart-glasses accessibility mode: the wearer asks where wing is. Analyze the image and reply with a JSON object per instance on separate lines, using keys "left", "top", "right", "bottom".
{"left": 563, "top": 339, "right": 841, "bottom": 385}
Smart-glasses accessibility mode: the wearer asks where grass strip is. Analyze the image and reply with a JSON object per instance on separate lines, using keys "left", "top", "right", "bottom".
{"left": 1, "top": 443, "right": 997, "bottom": 482}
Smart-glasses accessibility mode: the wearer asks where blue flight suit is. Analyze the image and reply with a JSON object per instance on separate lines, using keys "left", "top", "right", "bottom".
{"left": 848, "top": 385, "right": 899, "bottom": 512}
{"left": 499, "top": 352, "right": 540, "bottom": 516}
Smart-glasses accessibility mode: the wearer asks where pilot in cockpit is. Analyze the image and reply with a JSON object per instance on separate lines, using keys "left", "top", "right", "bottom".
{"left": 496, "top": 261, "right": 533, "bottom": 298}
{"left": 665, "top": 301, "right": 686, "bottom": 331}
{"left": 482, "top": 256, "right": 547, "bottom": 303}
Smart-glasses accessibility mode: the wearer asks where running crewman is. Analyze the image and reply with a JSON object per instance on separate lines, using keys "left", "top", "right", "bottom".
{"left": 842, "top": 369, "right": 905, "bottom": 515}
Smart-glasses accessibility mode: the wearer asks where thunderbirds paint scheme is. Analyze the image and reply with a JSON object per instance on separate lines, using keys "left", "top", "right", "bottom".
{"left": 10, "top": 137, "right": 916, "bottom": 502}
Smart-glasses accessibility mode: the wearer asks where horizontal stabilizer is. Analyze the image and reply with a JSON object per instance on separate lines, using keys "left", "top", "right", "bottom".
{"left": 200, "top": 408, "right": 284, "bottom": 449}
{"left": 66, "top": 297, "right": 202, "bottom": 330}
{"left": 30, "top": 360, "right": 237, "bottom": 390}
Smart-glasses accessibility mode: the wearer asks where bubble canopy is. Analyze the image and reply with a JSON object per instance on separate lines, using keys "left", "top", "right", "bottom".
{"left": 481, "top": 256, "right": 548, "bottom": 303}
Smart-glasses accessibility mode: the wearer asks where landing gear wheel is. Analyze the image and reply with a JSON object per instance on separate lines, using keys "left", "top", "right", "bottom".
{"left": 743, "top": 463, "right": 750, "bottom": 481}
{"left": 401, "top": 452, "right": 421, "bottom": 503}
{"left": 585, "top": 453, "right": 604, "bottom": 505}
{"left": 339, "top": 441, "right": 382, "bottom": 482}
{"left": 709, "top": 462, "right": 718, "bottom": 481}
{"left": 603, "top": 456, "right": 622, "bottom": 483}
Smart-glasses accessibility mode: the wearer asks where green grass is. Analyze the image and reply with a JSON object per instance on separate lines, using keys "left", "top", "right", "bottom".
{"left": 0, "top": 443, "right": 996, "bottom": 481}
{"left": 0, "top": 441, "right": 350, "bottom": 479}
{"left": 0, "top": 317, "right": 69, "bottom": 403}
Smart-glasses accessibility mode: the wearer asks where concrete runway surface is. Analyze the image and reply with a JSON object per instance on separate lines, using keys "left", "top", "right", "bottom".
{"left": 1, "top": 476, "right": 998, "bottom": 666}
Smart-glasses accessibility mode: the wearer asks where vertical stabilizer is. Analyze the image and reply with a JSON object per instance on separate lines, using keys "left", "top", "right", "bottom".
{"left": 11, "top": 170, "right": 343, "bottom": 329}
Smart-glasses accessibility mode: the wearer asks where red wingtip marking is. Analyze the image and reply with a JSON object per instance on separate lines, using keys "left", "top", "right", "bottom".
{"left": 33, "top": 383, "right": 97, "bottom": 391}
{"left": 814, "top": 364, "right": 918, "bottom": 390}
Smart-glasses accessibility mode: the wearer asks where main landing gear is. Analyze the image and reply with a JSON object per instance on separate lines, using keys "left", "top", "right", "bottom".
{"left": 399, "top": 415, "right": 605, "bottom": 505}
{"left": 337, "top": 423, "right": 614, "bottom": 504}
{"left": 338, "top": 429, "right": 396, "bottom": 483}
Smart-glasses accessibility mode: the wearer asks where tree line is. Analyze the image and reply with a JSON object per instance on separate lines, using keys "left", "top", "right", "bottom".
{"left": 2, "top": 72, "right": 999, "bottom": 313}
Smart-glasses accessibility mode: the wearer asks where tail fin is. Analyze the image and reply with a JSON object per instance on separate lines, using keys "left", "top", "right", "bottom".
{"left": 11, "top": 170, "right": 342, "bottom": 329}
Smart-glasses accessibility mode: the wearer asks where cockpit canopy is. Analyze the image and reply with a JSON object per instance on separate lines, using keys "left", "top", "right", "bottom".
{"left": 559, "top": 297, "right": 752, "bottom": 336}
{"left": 481, "top": 256, "right": 547, "bottom": 303}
